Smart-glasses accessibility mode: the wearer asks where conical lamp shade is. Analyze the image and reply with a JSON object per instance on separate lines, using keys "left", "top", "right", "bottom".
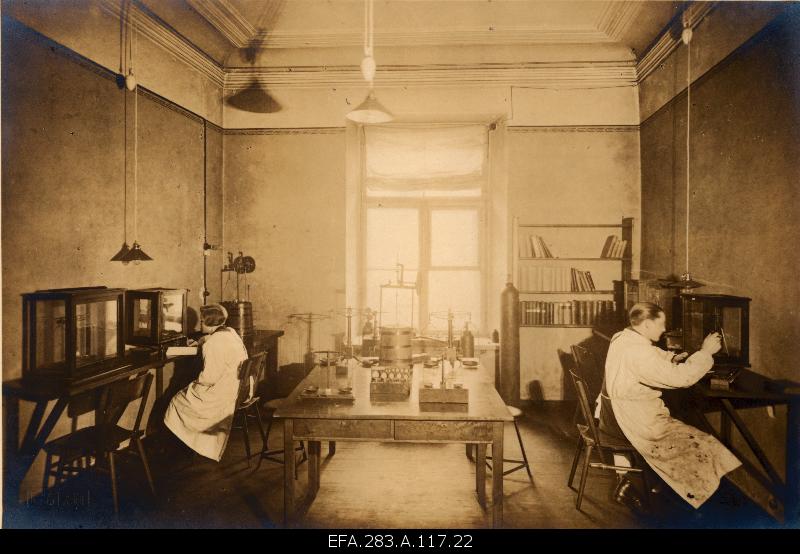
{"left": 110, "top": 242, "right": 131, "bottom": 262}
{"left": 346, "top": 90, "right": 393, "bottom": 123}
{"left": 120, "top": 241, "right": 153, "bottom": 262}
{"left": 226, "top": 81, "right": 282, "bottom": 113}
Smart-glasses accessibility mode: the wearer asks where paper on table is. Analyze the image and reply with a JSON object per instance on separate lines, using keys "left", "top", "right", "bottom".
{"left": 166, "top": 346, "right": 198, "bottom": 357}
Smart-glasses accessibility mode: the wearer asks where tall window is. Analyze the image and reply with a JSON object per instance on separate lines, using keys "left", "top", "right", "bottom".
{"left": 361, "top": 124, "right": 487, "bottom": 335}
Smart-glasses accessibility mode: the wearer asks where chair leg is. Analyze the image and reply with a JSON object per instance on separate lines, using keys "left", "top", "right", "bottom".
{"left": 252, "top": 404, "right": 267, "bottom": 452}
{"left": 43, "top": 453, "right": 53, "bottom": 494}
{"left": 134, "top": 437, "right": 156, "bottom": 498}
{"left": 513, "top": 419, "right": 534, "bottom": 483}
{"left": 108, "top": 451, "right": 120, "bottom": 517}
{"left": 568, "top": 436, "right": 583, "bottom": 489}
{"left": 241, "top": 411, "right": 251, "bottom": 466}
{"left": 576, "top": 444, "right": 593, "bottom": 511}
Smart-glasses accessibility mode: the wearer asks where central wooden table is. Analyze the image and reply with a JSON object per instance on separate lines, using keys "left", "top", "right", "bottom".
{"left": 274, "top": 363, "right": 512, "bottom": 528}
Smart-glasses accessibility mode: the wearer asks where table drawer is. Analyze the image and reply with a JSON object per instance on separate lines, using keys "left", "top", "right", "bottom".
{"left": 394, "top": 420, "right": 494, "bottom": 442}
{"left": 293, "top": 419, "right": 392, "bottom": 439}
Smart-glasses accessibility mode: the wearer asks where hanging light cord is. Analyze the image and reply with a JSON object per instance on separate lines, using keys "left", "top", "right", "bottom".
{"left": 123, "top": 88, "right": 128, "bottom": 243}
{"left": 132, "top": 20, "right": 138, "bottom": 242}
{"left": 685, "top": 29, "right": 691, "bottom": 276}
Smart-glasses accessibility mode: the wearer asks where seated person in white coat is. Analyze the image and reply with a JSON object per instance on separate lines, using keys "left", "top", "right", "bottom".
{"left": 164, "top": 303, "right": 248, "bottom": 461}
{"left": 605, "top": 302, "right": 781, "bottom": 519}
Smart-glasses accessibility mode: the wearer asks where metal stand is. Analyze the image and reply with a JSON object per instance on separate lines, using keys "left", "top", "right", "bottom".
{"left": 288, "top": 312, "right": 330, "bottom": 369}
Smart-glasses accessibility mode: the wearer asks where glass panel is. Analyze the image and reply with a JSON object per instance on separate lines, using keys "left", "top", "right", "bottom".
{"left": 162, "top": 291, "right": 184, "bottom": 336}
{"left": 133, "top": 298, "right": 152, "bottom": 338}
{"left": 75, "top": 300, "right": 118, "bottom": 367}
{"left": 35, "top": 299, "right": 66, "bottom": 369}
{"left": 687, "top": 299, "right": 705, "bottom": 353}
{"left": 431, "top": 209, "right": 479, "bottom": 267}
{"left": 366, "top": 208, "right": 419, "bottom": 270}
{"left": 721, "top": 306, "right": 742, "bottom": 357}
{"left": 427, "top": 270, "right": 481, "bottom": 333}
{"left": 366, "top": 270, "right": 418, "bottom": 329}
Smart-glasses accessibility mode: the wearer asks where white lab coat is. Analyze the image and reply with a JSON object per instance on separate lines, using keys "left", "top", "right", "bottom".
{"left": 164, "top": 327, "right": 248, "bottom": 461}
{"left": 605, "top": 328, "right": 741, "bottom": 508}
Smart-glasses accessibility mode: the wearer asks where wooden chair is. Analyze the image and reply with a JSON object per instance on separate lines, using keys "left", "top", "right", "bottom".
{"left": 42, "top": 371, "right": 156, "bottom": 516}
{"left": 231, "top": 353, "right": 268, "bottom": 467}
{"left": 570, "top": 344, "right": 604, "bottom": 421}
{"left": 567, "top": 369, "right": 648, "bottom": 511}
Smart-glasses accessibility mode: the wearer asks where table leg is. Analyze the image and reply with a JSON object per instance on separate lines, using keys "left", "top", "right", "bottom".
{"left": 476, "top": 443, "right": 486, "bottom": 508}
{"left": 720, "top": 410, "right": 731, "bottom": 444}
{"left": 309, "top": 440, "right": 321, "bottom": 497}
{"left": 283, "top": 419, "right": 295, "bottom": 527}
{"left": 787, "top": 399, "right": 800, "bottom": 523}
{"left": 492, "top": 422, "right": 504, "bottom": 528}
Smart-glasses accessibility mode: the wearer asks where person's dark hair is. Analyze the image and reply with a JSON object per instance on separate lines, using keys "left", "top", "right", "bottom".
{"left": 200, "top": 303, "right": 228, "bottom": 327}
{"left": 629, "top": 302, "right": 664, "bottom": 326}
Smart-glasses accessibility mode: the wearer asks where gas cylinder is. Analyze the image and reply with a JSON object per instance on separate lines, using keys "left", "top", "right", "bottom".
{"left": 500, "top": 279, "right": 520, "bottom": 404}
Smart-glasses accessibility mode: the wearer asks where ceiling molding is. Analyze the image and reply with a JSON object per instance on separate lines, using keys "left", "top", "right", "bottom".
{"left": 187, "top": 0, "right": 255, "bottom": 49}
{"left": 100, "top": 0, "right": 225, "bottom": 86}
{"left": 510, "top": 125, "right": 639, "bottom": 133}
{"left": 596, "top": 1, "right": 644, "bottom": 43}
{"left": 251, "top": 27, "right": 612, "bottom": 49}
{"left": 636, "top": 2, "right": 717, "bottom": 82}
{"left": 224, "top": 61, "right": 638, "bottom": 90}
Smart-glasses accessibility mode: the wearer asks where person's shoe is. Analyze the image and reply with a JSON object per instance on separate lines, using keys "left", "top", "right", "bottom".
{"left": 614, "top": 479, "right": 650, "bottom": 516}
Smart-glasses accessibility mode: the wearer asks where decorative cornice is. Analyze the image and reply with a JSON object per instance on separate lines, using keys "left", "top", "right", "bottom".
{"left": 187, "top": 0, "right": 254, "bottom": 49}
{"left": 224, "top": 61, "right": 638, "bottom": 90}
{"left": 596, "top": 1, "right": 644, "bottom": 43}
{"left": 223, "top": 127, "right": 346, "bottom": 135}
{"left": 636, "top": 2, "right": 717, "bottom": 82}
{"left": 100, "top": 0, "right": 225, "bottom": 86}
{"left": 252, "top": 27, "right": 612, "bottom": 49}
{"left": 509, "top": 125, "right": 639, "bottom": 133}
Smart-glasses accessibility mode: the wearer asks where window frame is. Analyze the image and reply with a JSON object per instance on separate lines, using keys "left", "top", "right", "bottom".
{"left": 358, "top": 131, "right": 489, "bottom": 336}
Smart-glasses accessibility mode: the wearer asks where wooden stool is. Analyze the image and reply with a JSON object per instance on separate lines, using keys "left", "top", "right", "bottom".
{"left": 486, "top": 406, "right": 534, "bottom": 483}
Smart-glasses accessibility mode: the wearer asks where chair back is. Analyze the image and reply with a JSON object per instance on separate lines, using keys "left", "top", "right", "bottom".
{"left": 236, "top": 353, "right": 267, "bottom": 409}
{"left": 97, "top": 371, "right": 154, "bottom": 439}
{"left": 570, "top": 344, "right": 603, "bottom": 414}
{"left": 569, "top": 369, "right": 601, "bottom": 446}
{"left": 598, "top": 378, "right": 627, "bottom": 440}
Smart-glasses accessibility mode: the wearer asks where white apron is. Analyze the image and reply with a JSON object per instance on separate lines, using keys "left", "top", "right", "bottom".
{"left": 164, "top": 327, "right": 248, "bottom": 461}
{"left": 605, "top": 328, "right": 741, "bottom": 508}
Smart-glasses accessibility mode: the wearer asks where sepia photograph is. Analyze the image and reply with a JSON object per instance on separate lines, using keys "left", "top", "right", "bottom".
{"left": 1, "top": 0, "right": 798, "bottom": 535}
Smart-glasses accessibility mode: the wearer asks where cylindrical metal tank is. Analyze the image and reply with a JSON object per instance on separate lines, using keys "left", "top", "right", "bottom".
{"left": 499, "top": 280, "right": 520, "bottom": 404}
{"left": 460, "top": 324, "right": 475, "bottom": 358}
{"left": 221, "top": 300, "right": 253, "bottom": 341}
{"left": 379, "top": 326, "right": 413, "bottom": 367}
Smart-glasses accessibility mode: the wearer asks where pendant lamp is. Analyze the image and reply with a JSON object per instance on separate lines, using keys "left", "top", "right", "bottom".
{"left": 119, "top": 6, "right": 152, "bottom": 264}
{"left": 347, "top": 0, "right": 393, "bottom": 123}
{"left": 664, "top": 20, "right": 702, "bottom": 293}
{"left": 111, "top": 0, "right": 135, "bottom": 263}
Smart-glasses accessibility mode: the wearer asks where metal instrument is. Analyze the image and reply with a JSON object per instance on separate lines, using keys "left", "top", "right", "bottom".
{"left": 288, "top": 312, "right": 331, "bottom": 369}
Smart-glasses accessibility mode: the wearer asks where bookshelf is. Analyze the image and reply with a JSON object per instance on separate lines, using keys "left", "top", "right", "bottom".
{"left": 513, "top": 217, "right": 633, "bottom": 328}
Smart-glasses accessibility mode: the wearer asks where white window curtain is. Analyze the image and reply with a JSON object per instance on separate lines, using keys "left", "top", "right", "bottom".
{"left": 365, "top": 124, "right": 487, "bottom": 193}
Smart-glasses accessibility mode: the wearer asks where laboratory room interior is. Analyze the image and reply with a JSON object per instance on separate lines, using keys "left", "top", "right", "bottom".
{"left": 2, "top": 0, "right": 799, "bottom": 531}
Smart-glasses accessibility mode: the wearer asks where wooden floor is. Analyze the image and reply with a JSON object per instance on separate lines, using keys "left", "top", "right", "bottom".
{"left": 5, "top": 402, "right": 778, "bottom": 529}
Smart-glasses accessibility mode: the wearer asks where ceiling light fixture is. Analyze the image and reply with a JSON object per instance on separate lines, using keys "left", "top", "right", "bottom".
{"left": 664, "top": 19, "right": 702, "bottom": 292}
{"left": 119, "top": 8, "right": 152, "bottom": 264}
{"left": 347, "top": 0, "right": 393, "bottom": 124}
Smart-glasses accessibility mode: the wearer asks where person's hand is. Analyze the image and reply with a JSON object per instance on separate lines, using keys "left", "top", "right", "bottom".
{"left": 672, "top": 351, "right": 689, "bottom": 363}
{"left": 701, "top": 332, "right": 722, "bottom": 355}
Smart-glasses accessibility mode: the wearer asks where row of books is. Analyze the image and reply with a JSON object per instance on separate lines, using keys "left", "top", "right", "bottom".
{"left": 518, "top": 266, "right": 597, "bottom": 292}
{"left": 601, "top": 235, "right": 628, "bottom": 258}
{"left": 520, "top": 235, "right": 555, "bottom": 258}
{"left": 520, "top": 300, "right": 616, "bottom": 326}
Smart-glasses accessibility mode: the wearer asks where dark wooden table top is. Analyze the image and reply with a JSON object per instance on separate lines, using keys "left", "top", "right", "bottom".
{"left": 274, "top": 362, "right": 512, "bottom": 422}
{"left": 695, "top": 367, "right": 800, "bottom": 403}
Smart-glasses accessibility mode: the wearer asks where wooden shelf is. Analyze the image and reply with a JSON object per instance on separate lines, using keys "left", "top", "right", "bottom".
{"left": 518, "top": 223, "right": 625, "bottom": 228}
{"left": 521, "top": 324, "right": 595, "bottom": 328}
{"left": 519, "top": 257, "right": 630, "bottom": 261}
{"left": 519, "top": 290, "right": 614, "bottom": 294}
